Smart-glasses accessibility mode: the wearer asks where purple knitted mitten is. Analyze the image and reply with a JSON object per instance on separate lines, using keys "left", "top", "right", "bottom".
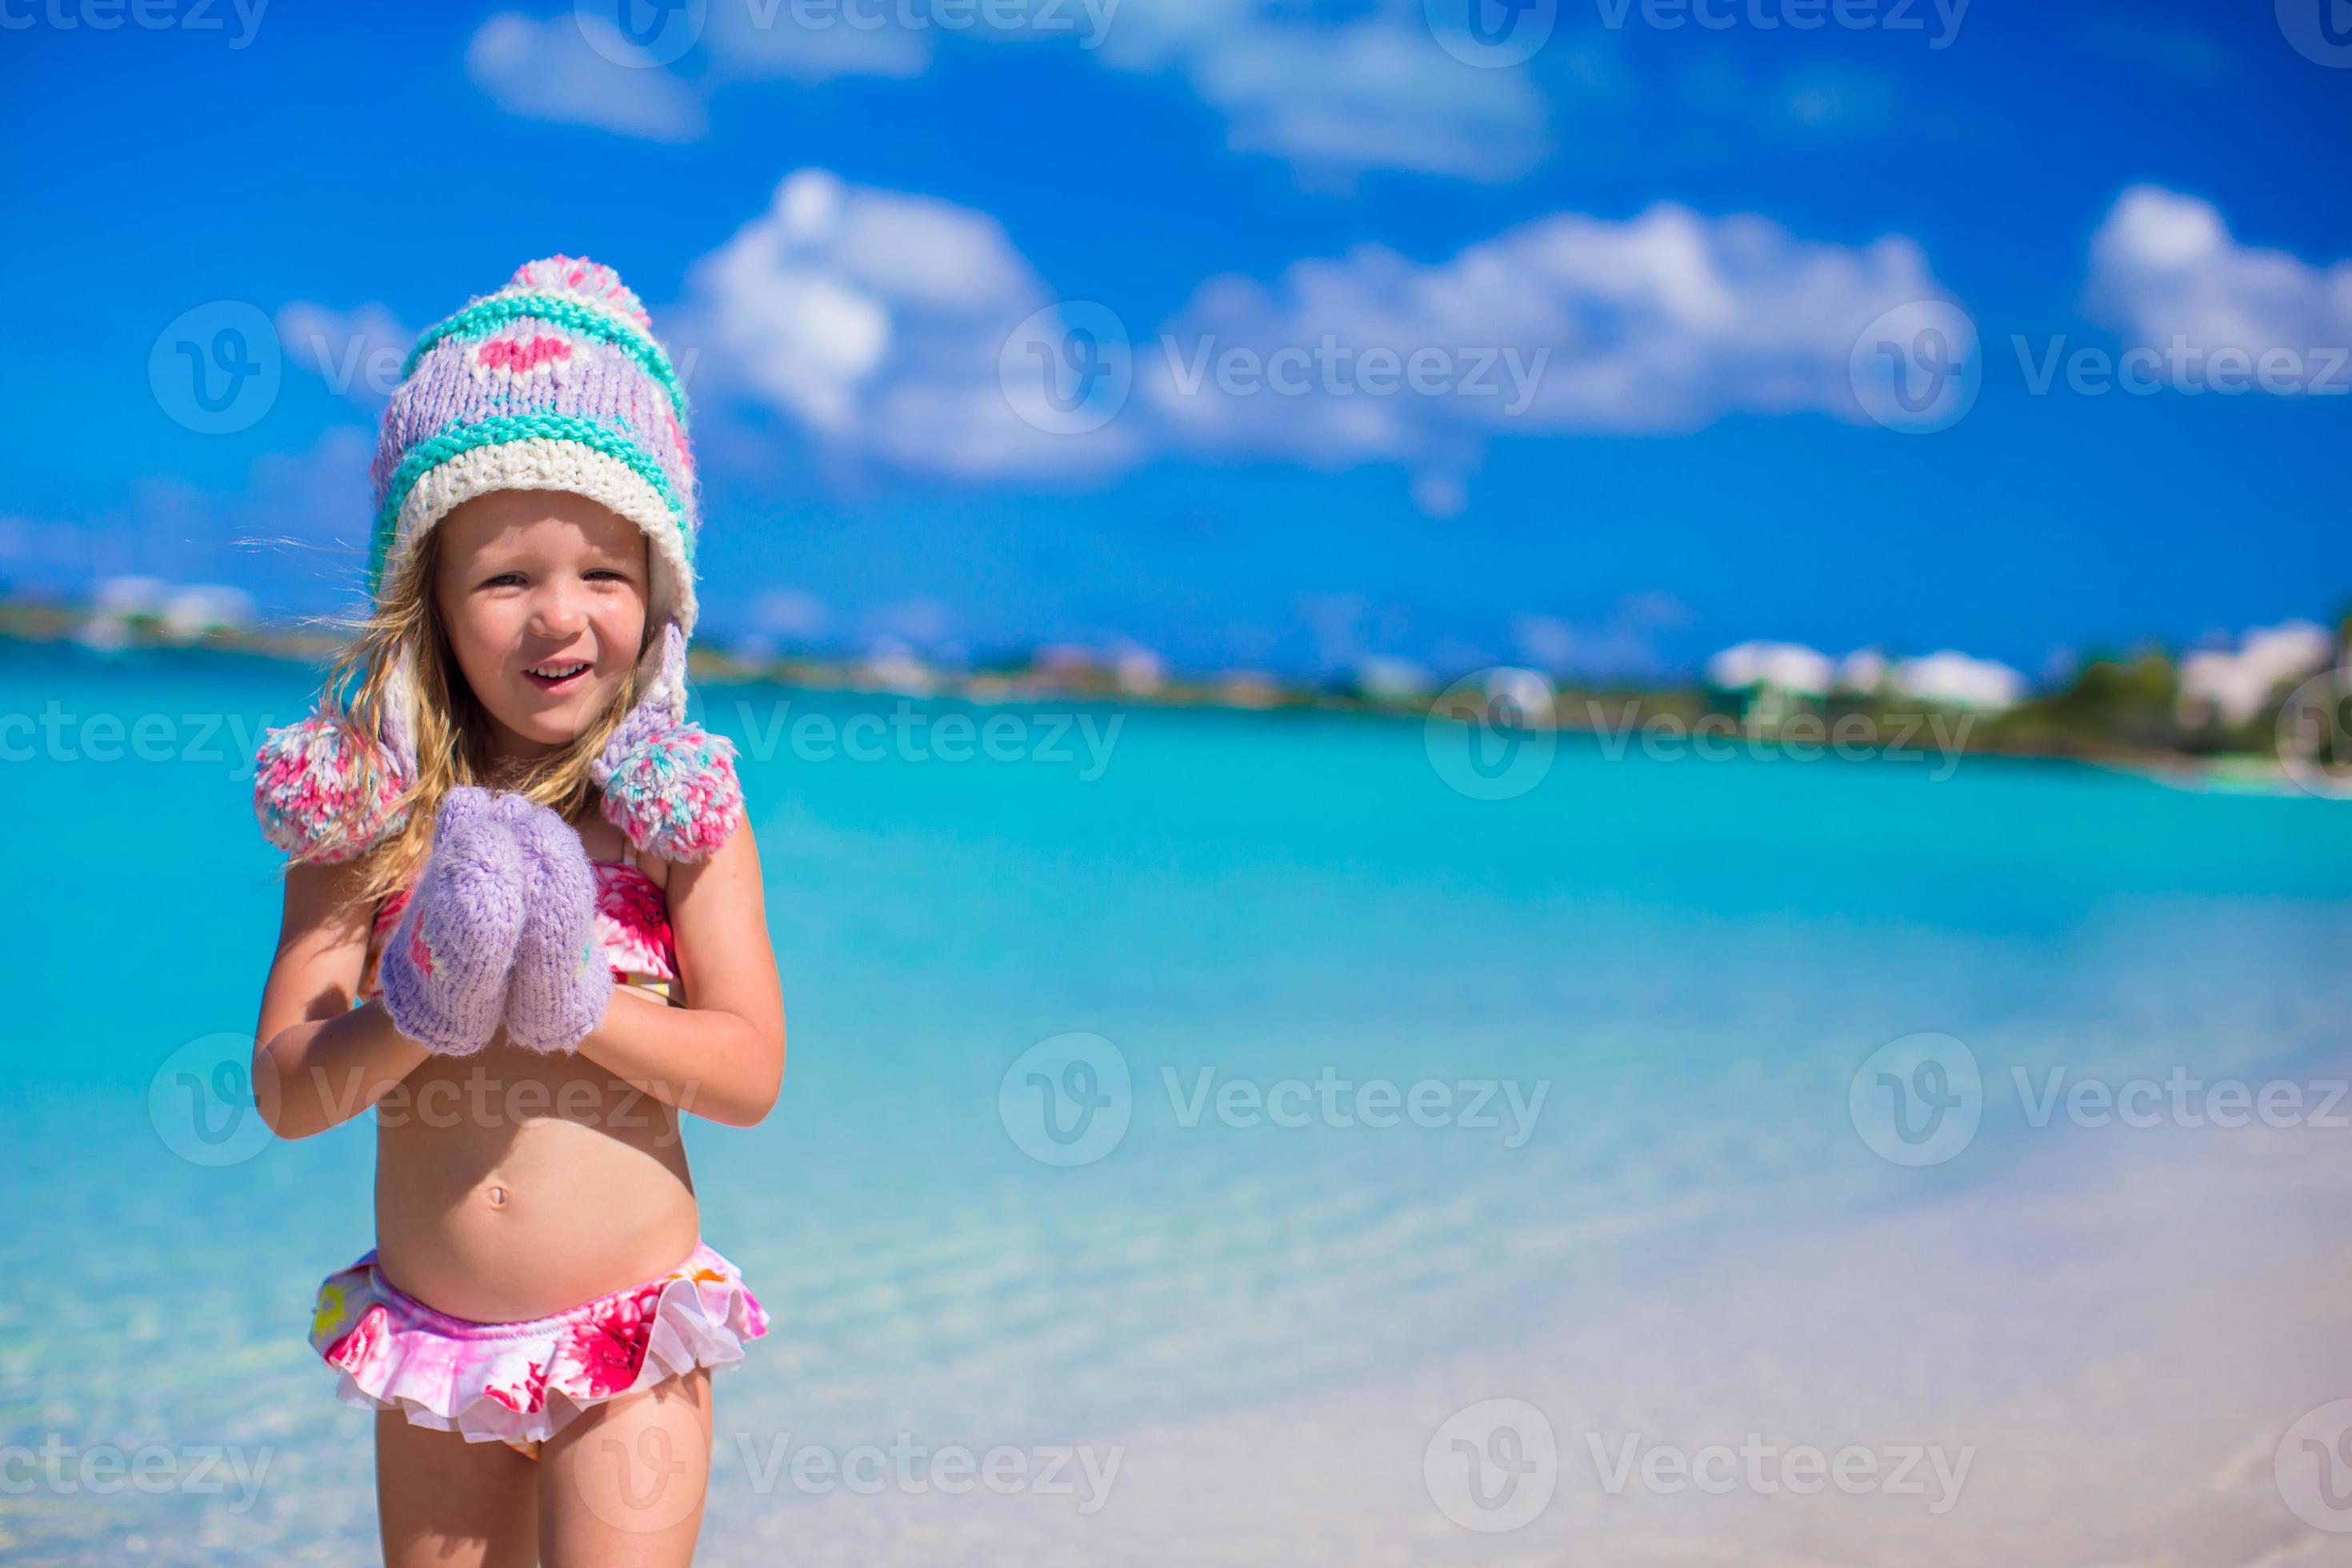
{"left": 491, "top": 795, "right": 614, "bottom": 1054}
{"left": 379, "top": 788, "right": 530, "bottom": 1055}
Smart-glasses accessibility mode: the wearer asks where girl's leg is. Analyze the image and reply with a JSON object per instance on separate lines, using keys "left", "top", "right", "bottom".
{"left": 376, "top": 1410, "right": 541, "bottom": 1568}
{"left": 538, "top": 1369, "right": 714, "bottom": 1566}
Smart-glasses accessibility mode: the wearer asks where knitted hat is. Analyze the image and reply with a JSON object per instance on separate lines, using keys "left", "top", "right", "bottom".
{"left": 254, "top": 257, "right": 742, "bottom": 864}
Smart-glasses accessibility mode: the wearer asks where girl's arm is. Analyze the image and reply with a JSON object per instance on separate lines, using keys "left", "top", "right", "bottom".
{"left": 576, "top": 819, "right": 786, "bottom": 1129}
{"left": 251, "top": 857, "right": 430, "bottom": 1139}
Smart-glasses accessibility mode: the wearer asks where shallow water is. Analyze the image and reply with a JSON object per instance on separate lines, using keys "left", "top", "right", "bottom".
{"left": 2, "top": 639, "right": 2349, "bottom": 1562}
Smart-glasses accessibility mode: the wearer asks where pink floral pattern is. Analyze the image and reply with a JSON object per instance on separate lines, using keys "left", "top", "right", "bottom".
{"left": 309, "top": 1242, "right": 767, "bottom": 1450}
{"left": 362, "top": 858, "right": 675, "bottom": 1002}
{"left": 475, "top": 334, "right": 574, "bottom": 378}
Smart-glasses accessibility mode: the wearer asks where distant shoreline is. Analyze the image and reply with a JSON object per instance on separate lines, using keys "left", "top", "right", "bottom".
{"left": 0, "top": 600, "right": 2309, "bottom": 792}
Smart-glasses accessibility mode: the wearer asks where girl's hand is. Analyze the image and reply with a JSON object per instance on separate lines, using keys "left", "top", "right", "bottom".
{"left": 493, "top": 795, "right": 614, "bottom": 1054}
{"left": 378, "top": 787, "right": 531, "bottom": 1055}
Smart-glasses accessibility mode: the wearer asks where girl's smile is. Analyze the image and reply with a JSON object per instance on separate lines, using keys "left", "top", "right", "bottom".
{"left": 433, "top": 490, "right": 652, "bottom": 758}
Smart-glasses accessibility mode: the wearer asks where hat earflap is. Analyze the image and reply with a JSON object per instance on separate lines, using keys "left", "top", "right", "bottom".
{"left": 253, "top": 655, "right": 419, "bottom": 863}
{"left": 592, "top": 617, "right": 742, "bottom": 862}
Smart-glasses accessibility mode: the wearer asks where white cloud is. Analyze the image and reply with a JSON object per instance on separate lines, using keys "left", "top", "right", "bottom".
{"left": 1706, "top": 641, "right": 1833, "bottom": 697}
{"left": 702, "top": 0, "right": 934, "bottom": 84}
{"left": 1889, "top": 650, "right": 2026, "bottom": 711}
{"left": 471, "top": 0, "right": 1545, "bottom": 183}
{"left": 680, "top": 169, "right": 1141, "bottom": 478}
{"left": 276, "top": 302, "right": 414, "bottom": 405}
{"left": 2086, "top": 186, "right": 2352, "bottom": 391}
{"left": 1146, "top": 202, "right": 1949, "bottom": 500}
{"left": 1097, "top": 0, "right": 1550, "bottom": 184}
{"left": 466, "top": 13, "right": 706, "bottom": 141}
{"left": 2178, "top": 622, "right": 2335, "bottom": 726}
{"left": 682, "top": 177, "right": 1955, "bottom": 508}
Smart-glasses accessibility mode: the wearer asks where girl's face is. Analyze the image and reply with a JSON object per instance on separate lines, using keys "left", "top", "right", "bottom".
{"left": 432, "top": 490, "right": 650, "bottom": 759}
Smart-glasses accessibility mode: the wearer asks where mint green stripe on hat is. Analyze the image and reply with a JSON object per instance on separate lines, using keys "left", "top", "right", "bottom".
{"left": 368, "top": 414, "right": 695, "bottom": 591}
{"left": 403, "top": 296, "right": 690, "bottom": 425}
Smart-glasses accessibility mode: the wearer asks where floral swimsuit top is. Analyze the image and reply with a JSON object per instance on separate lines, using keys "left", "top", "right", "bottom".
{"left": 359, "top": 858, "right": 681, "bottom": 1007}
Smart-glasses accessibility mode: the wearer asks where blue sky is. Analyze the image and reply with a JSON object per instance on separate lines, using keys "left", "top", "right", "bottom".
{"left": 3, "top": 0, "right": 2349, "bottom": 681}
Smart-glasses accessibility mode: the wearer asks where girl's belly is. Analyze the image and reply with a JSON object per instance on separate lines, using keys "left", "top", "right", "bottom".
{"left": 371, "top": 1039, "right": 702, "bottom": 1322}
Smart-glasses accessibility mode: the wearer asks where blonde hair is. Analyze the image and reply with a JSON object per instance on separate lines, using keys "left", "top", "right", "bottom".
{"left": 298, "top": 522, "right": 646, "bottom": 917}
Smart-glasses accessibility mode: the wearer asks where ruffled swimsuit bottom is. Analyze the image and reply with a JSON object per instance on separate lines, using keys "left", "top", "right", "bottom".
{"left": 309, "top": 1242, "right": 768, "bottom": 1460}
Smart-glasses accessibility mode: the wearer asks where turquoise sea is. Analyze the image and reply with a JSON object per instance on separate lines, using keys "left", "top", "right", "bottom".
{"left": 4, "top": 638, "right": 2350, "bottom": 1563}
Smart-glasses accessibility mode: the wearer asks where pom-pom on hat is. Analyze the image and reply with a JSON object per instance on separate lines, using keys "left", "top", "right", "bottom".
{"left": 254, "top": 256, "right": 741, "bottom": 864}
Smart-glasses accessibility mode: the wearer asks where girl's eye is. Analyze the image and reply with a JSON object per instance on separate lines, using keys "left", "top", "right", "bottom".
{"left": 483, "top": 572, "right": 527, "bottom": 588}
{"left": 586, "top": 570, "right": 630, "bottom": 583}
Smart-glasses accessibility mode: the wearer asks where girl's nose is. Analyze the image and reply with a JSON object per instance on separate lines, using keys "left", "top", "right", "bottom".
{"left": 529, "top": 582, "right": 589, "bottom": 640}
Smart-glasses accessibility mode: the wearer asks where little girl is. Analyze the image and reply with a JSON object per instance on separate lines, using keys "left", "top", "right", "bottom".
{"left": 248, "top": 258, "right": 786, "bottom": 1566}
